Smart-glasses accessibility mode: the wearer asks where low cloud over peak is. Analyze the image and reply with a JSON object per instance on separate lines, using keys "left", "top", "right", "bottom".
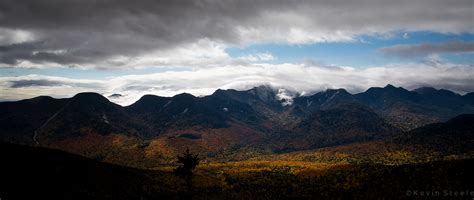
{"left": 1, "top": 62, "right": 473, "bottom": 105}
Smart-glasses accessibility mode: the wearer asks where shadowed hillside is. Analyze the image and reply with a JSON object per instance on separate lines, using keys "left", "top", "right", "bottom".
{"left": 0, "top": 142, "right": 168, "bottom": 200}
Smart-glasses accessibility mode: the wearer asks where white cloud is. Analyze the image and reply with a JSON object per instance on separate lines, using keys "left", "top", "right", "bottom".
{"left": 276, "top": 88, "right": 297, "bottom": 106}
{"left": 105, "top": 39, "right": 234, "bottom": 69}
{"left": 1, "top": 62, "right": 473, "bottom": 105}
{"left": 403, "top": 33, "right": 409, "bottom": 39}
{"left": 237, "top": 52, "right": 275, "bottom": 62}
{"left": 0, "top": 28, "right": 35, "bottom": 46}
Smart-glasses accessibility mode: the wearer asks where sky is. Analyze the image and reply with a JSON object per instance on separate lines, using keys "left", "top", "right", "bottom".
{"left": 0, "top": 0, "right": 473, "bottom": 105}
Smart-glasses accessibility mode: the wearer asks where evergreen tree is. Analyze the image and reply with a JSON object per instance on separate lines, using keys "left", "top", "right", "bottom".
{"left": 174, "top": 148, "right": 200, "bottom": 198}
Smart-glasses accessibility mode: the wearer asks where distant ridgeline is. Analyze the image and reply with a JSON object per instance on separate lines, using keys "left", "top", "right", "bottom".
{"left": 1, "top": 84, "right": 473, "bottom": 168}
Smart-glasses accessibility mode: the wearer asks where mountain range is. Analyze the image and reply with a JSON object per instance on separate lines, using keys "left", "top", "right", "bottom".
{"left": 0, "top": 84, "right": 473, "bottom": 167}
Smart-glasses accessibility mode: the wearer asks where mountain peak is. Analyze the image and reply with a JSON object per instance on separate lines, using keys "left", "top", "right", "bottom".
{"left": 325, "top": 88, "right": 350, "bottom": 95}
{"left": 72, "top": 92, "right": 109, "bottom": 102}
{"left": 384, "top": 84, "right": 396, "bottom": 89}
{"left": 126, "top": 94, "right": 171, "bottom": 112}
{"left": 173, "top": 93, "right": 196, "bottom": 99}
{"left": 22, "top": 95, "right": 55, "bottom": 103}
{"left": 298, "top": 88, "right": 355, "bottom": 109}
{"left": 210, "top": 88, "right": 236, "bottom": 99}
{"left": 413, "top": 87, "right": 458, "bottom": 97}
{"left": 213, "top": 88, "right": 225, "bottom": 94}
{"left": 364, "top": 84, "right": 409, "bottom": 94}
{"left": 70, "top": 93, "right": 114, "bottom": 107}
{"left": 134, "top": 94, "right": 169, "bottom": 103}
{"left": 248, "top": 85, "right": 277, "bottom": 102}
{"left": 249, "top": 85, "right": 275, "bottom": 93}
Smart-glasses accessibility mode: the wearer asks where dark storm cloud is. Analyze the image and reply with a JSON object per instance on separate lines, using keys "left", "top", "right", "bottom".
{"left": 8, "top": 79, "right": 64, "bottom": 88}
{"left": 378, "top": 40, "right": 474, "bottom": 59}
{"left": 0, "top": 0, "right": 263, "bottom": 67}
{"left": 7, "top": 78, "right": 101, "bottom": 88}
{"left": 0, "top": 40, "right": 88, "bottom": 65}
{"left": 0, "top": 0, "right": 473, "bottom": 68}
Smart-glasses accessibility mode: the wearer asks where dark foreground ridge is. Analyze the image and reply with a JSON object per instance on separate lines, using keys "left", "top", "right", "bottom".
{"left": 0, "top": 142, "right": 162, "bottom": 200}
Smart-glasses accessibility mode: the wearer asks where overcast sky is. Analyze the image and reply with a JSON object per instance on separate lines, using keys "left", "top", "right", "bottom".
{"left": 0, "top": 0, "right": 473, "bottom": 105}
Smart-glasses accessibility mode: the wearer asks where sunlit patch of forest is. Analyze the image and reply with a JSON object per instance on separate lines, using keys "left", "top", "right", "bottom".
{"left": 145, "top": 158, "right": 473, "bottom": 199}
